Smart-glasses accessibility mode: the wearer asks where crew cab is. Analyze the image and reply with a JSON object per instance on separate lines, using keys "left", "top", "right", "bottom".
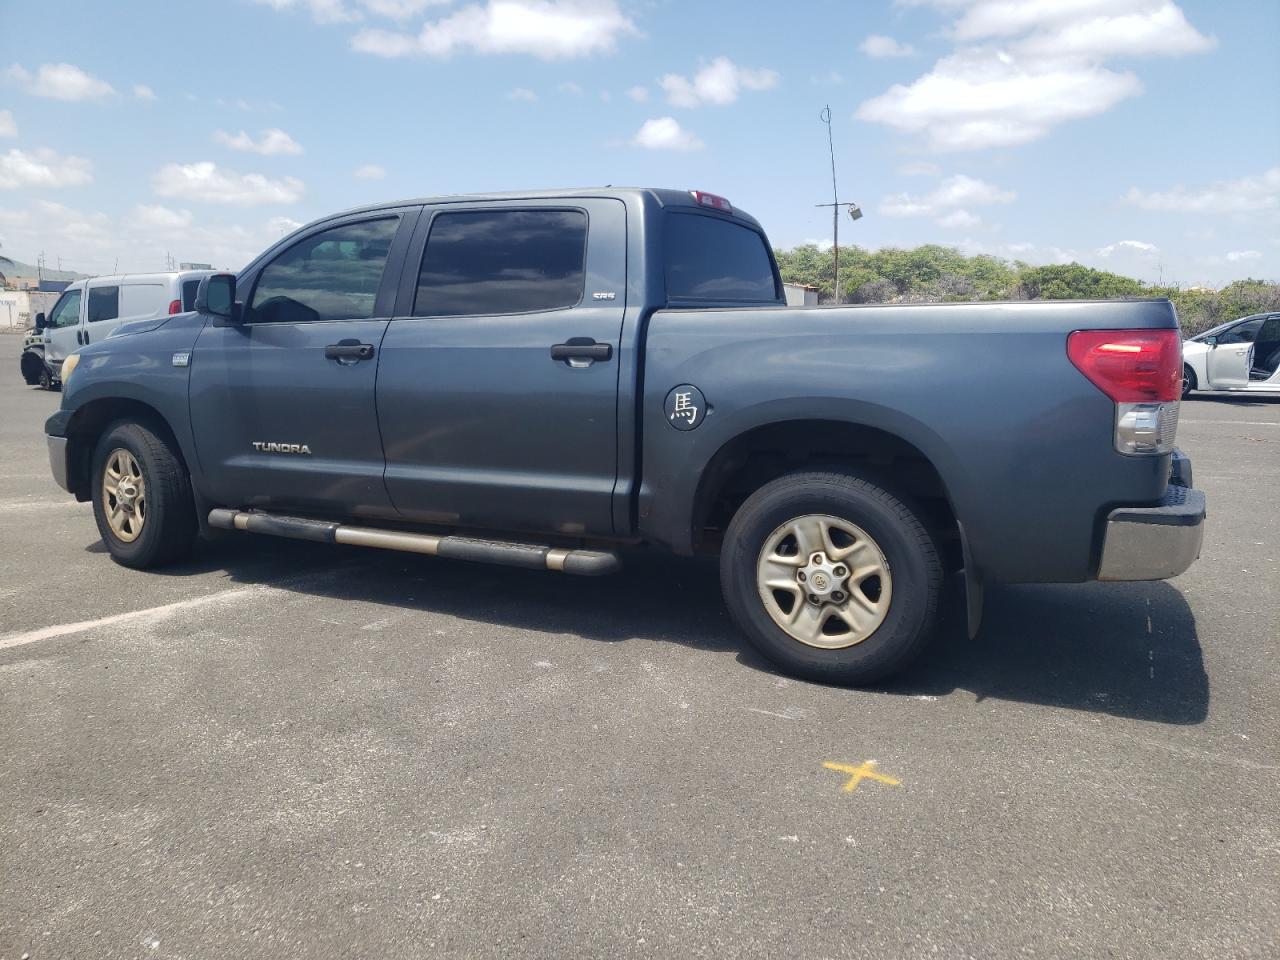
{"left": 44, "top": 188, "right": 1206, "bottom": 684}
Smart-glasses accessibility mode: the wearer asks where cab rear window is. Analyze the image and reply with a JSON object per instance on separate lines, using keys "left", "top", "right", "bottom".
{"left": 664, "top": 213, "right": 779, "bottom": 302}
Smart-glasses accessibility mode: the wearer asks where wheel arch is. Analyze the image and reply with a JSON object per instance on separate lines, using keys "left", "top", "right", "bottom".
{"left": 63, "top": 397, "right": 189, "bottom": 501}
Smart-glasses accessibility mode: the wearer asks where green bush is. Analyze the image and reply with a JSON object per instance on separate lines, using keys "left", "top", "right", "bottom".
{"left": 774, "top": 244, "right": 1280, "bottom": 335}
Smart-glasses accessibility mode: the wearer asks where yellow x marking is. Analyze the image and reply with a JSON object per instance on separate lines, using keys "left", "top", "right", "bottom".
{"left": 823, "top": 761, "right": 900, "bottom": 792}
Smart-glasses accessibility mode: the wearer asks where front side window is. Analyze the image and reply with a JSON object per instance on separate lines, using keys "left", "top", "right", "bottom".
{"left": 413, "top": 209, "right": 587, "bottom": 318}
{"left": 664, "top": 214, "right": 779, "bottom": 302}
{"left": 47, "top": 290, "right": 82, "bottom": 328}
{"left": 86, "top": 286, "right": 119, "bottom": 323}
{"left": 249, "top": 217, "right": 399, "bottom": 324}
{"left": 1219, "top": 318, "right": 1264, "bottom": 345}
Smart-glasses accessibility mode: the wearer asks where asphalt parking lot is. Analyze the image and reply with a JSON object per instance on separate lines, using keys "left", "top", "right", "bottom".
{"left": 1, "top": 335, "right": 1277, "bottom": 960}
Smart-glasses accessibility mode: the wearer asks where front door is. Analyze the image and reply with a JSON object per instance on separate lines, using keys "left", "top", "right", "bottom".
{"left": 1206, "top": 317, "right": 1263, "bottom": 388}
{"left": 377, "top": 198, "right": 627, "bottom": 537}
{"left": 42, "top": 287, "right": 83, "bottom": 372}
{"left": 189, "top": 211, "right": 418, "bottom": 516}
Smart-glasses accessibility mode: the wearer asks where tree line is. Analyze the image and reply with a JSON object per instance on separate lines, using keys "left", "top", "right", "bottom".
{"left": 774, "top": 243, "right": 1280, "bottom": 336}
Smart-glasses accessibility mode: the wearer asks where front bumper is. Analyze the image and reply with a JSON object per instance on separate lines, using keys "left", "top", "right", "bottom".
{"left": 47, "top": 434, "right": 71, "bottom": 492}
{"left": 1097, "top": 457, "right": 1205, "bottom": 581}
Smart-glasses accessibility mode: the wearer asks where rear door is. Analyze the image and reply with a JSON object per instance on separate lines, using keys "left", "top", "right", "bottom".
{"left": 190, "top": 210, "right": 418, "bottom": 515}
{"left": 1207, "top": 317, "right": 1262, "bottom": 388}
{"left": 377, "top": 198, "right": 627, "bottom": 536}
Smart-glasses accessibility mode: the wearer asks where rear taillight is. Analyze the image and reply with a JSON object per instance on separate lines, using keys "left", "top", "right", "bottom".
{"left": 1068, "top": 329, "right": 1182, "bottom": 455}
{"left": 168, "top": 299, "right": 182, "bottom": 315}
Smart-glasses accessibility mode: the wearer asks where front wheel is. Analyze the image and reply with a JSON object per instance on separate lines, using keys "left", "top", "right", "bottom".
{"left": 91, "top": 421, "right": 198, "bottom": 569}
{"left": 720, "top": 470, "right": 942, "bottom": 686}
{"left": 38, "top": 366, "right": 53, "bottom": 390}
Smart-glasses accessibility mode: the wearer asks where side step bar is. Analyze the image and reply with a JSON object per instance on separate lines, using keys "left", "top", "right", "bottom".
{"left": 207, "top": 509, "right": 622, "bottom": 576}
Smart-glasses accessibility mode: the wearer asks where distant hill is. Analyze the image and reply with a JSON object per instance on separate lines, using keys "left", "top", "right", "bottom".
{"left": 0, "top": 254, "right": 86, "bottom": 286}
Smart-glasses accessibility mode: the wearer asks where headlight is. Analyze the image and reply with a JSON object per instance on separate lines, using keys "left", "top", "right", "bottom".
{"left": 61, "top": 352, "right": 81, "bottom": 382}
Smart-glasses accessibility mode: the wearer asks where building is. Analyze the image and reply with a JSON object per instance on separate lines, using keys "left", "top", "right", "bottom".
{"left": 0, "top": 290, "right": 60, "bottom": 332}
{"left": 783, "top": 282, "right": 820, "bottom": 306}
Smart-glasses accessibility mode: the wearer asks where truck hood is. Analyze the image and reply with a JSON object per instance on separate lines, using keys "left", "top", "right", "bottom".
{"left": 108, "top": 314, "right": 180, "bottom": 338}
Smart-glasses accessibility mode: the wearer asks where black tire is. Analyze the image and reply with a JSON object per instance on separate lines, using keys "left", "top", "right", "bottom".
{"left": 21, "top": 355, "right": 43, "bottom": 386}
{"left": 91, "top": 420, "right": 198, "bottom": 569}
{"left": 38, "top": 366, "right": 52, "bottom": 390}
{"left": 1181, "top": 364, "right": 1196, "bottom": 399}
{"left": 720, "top": 470, "right": 942, "bottom": 686}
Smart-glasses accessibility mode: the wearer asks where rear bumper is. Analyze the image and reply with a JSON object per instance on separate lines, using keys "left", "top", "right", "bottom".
{"left": 1097, "top": 460, "right": 1205, "bottom": 581}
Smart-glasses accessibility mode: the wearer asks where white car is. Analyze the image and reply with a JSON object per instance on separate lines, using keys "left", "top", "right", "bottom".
{"left": 34, "top": 270, "right": 214, "bottom": 386}
{"left": 1182, "top": 312, "right": 1280, "bottom": 397}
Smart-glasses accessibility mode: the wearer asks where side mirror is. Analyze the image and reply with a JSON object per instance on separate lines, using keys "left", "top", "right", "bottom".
{"left": 195, "top": 273, "right": 242, "bottom": 326}
{"left": 1203, "top": 335, "right": 1217, "bottom": 346}
{"left": 34, "top": 312, "right": 46, "bottom": 330}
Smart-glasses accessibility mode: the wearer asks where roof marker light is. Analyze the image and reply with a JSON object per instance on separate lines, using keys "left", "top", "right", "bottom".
{"left": 690, "top": 190, "right": 732, "bottom": 213}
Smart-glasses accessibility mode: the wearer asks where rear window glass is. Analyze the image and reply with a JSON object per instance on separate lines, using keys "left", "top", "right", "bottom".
{"left": 413, "top": 209, "right": 587, "bottom": 317}
{"left": 182, "top": 279, "right": 201, "bottom": 312}
{"left": 664, "top": 214, "right": 778, "bottom": 302}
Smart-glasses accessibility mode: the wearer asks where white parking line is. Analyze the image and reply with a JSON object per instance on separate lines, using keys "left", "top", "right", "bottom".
{"left": 1180, "top": 420, "right": 1280, "bottom": 427}
{"left": 0, "top": 586, "right": 262, "bottom": 651}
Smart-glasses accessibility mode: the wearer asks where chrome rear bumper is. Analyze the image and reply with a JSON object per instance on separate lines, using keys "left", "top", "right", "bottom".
{"left": 1097, "top": 483, "right": 1205, "bottom": 582}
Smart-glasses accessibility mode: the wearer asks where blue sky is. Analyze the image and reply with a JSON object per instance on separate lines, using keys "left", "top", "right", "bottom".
{"left": 1, "top": 0, "right": 1276, "bottom": 286}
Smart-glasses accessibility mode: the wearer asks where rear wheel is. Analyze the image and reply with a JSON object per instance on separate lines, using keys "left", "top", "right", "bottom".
{"left": 720, "top": 470, "right": 942, "bottom": 686}
{"left": 1181, "top": 364, "right": 1197, "bottom": 399}
{"left": 91, "top": 421, "right": 197, "bottom": 569}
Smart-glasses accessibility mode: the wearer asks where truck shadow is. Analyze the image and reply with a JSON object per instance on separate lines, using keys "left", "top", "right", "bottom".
{"left": 153, "top": 535, "right": 1207, "bottom": 726}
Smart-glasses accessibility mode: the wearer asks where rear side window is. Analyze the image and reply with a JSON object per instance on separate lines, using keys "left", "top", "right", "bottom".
{"left": 181, "top": 279, "right": 201, "bottom": 312}
{"left": 664, "top": 214, "right": 778, "bottom": 302}
{"left": 249, "top": 217, "right": 399, "bottom": 323}
{"left": 414, "top": 209, "right": 587, "bottom": 317}
{"left": 86, "top": 286, "right": 120, "bottom": 323}
{"left": 120, "top": 283, "right": 166, "bottom": 318}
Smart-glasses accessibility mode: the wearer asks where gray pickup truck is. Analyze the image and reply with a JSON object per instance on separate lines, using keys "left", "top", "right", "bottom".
{"left": 44, "top": 188, "right": 1205, "bottom": 684}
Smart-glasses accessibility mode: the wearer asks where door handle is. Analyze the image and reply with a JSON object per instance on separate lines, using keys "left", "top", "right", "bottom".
{"left": 550, "top": 339, "right": 612, "bottom": 363}
{"left": 325, "top": 341, "right": 375, "bottom": 362}
{"left": 76, "top": 330, "right": 84, "bottom": 345}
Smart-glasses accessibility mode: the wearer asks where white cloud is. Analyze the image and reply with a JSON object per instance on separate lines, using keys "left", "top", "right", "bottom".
{"left": 860, "top": 35, "right": 916, "bottom": 58}
{"left": 937, "top": 209, "right": 982, "bottom": 229}
{"left": 359, "top": 0, "right": 453, "bottom": 18}
{"left": 7, "top": 62, "right": 115, "bottom": 101}
{"left": 626, "top": 85, "right": 648, "bottom": 102}
{"left": 896, "top": 160, "right": 941, "bottom": 176}
{"left": 0, "top": 110, "right": 15, "bottom": 138}
{"left": 632, "top": 116, "right": 704, "bottom": 151}
{"left": 506, "top": 87, "right": 537, "bottom": 101}
{"left": 133, "top": 204, "right": 193, "bottom": 229}
{"left": 858, "top": 49, "right": 1141, "bottom": 151}
{"left": 659, "top": 56, "right": 778, "bottom": 108}
{"left": 856, "top": 1, "right": 1211, "bottom": 151}
{"left": 253, "top": 0, "right": 360, "bottom": 23}
{"left": 1123, "top": 167, "right": 1280, "bottom": 214}
{"left": 214, "top": 128, "right": 305, "bottom": 156}
{"left": 557, "top": 81, "right": 584, "bottom": 96}
{"left": 353, "top": 163, "right": 386, "bottom": 179}
{"left": 352, "top": 1, "right": 637, "bottom": 59}
{"left": 133, "top": 84, "right": 157, "bottom": 101}
{"left": 879, "top": 174, "right": 1015, "bottom": 221}
{"left": 0, "top": 147, "right": 93, "bottom": 189}
{"left": 152, "top": 162, "right": 305, "bottom": 205}
{"left": 1097, "top": 239, "right": 1159, "bottom": 257}
{"left": 1225, "top": 249, "right": 1262, "bottom": 262}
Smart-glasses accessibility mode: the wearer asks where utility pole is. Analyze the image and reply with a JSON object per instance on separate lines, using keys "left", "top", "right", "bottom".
{"left": 815, "top": 106, "right": 863, "bottom": 305}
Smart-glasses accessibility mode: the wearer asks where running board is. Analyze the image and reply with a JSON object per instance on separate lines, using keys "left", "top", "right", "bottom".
{"left": 207, "top": 509, "right": 622, "bottom": 576}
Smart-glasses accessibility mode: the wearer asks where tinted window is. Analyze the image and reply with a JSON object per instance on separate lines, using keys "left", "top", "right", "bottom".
{"left": 665, "top": 214, "right": 778, "bottom": 302}
{"left": 1219, "top": 318, "right": 1264, "bottom": 345}
{"left": 414, "top": 209, "right": 587, "bottom": 317}
{"left": 1258, "top": 317, "right": 1280, "bottom": 343}
{"left": 48, "top": 290, "right": 82, "bottom": 328}
{"left": 86, "top": 286, "right": 120, "bottom": 323}
{"left": 249, "top": 218, "right": 399, "bottom": 323}
{"left": 181, "top": 279, "right": 201, "bottom": 312}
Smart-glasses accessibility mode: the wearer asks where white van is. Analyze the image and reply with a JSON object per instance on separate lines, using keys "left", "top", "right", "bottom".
{"left": 36, "top": 270, "right": 215, "bottom": 386}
